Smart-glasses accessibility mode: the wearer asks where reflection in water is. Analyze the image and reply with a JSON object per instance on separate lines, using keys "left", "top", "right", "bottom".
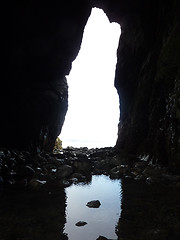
{"left": 0, "top": 177, "right": 179, "bottom": 240}
{"left": 0, "top": 187, "right": 68, "bottom": 240}
{"left": 118, "top": 179, "right": 180, "bottom": 240}
{"left": 64, "top": 175, "right": 122, "bottom": 240}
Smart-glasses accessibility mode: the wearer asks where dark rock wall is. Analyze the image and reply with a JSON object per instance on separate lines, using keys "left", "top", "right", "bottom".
{"left": 3, "top": 1, "right": 91, "bottom": 150}
{"left": 118, "top": 179, "right": 180, "bottom": 239}
{"left": 96, "top": 0, "right": 179, "bottom": 170}
{"left": 2, "top": 1, "right": 180, "bottom": 169}
{"left": 117, "top": 0, "right": 180, "bottom": 170}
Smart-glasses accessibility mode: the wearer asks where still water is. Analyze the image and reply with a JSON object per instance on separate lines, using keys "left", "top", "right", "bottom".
{"left": 0, "top": 175, "right": 180, "bottom": 240}
{"left": 64, "top": 175, "right": 122, "bottom": 240}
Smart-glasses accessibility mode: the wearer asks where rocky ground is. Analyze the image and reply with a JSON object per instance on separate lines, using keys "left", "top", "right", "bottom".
{"left": 0, "top": 146, "right": 180, "bottom": 193}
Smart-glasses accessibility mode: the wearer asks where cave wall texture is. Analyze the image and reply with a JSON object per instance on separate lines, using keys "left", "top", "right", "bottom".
{"left": 3, "top": 0, "right": 180, "bottom": 169}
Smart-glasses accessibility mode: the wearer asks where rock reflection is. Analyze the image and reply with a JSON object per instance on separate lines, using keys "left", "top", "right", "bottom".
{"left": 0, "top": 187, "right": 67, "bottom": 240}
{"left": 117, "top": 179, "right": 180, "bottom": 240}
{"left": 0, "top": 175, "right": 179, "bottom": 240}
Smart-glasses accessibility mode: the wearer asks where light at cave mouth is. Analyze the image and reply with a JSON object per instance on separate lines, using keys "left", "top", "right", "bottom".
{"left": 60, "top": 7, "right": 121, "bottom": 148}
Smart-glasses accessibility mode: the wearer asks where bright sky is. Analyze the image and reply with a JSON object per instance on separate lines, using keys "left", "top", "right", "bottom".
{"left": 60, "top": 8, "right": 121, "bottom": 148}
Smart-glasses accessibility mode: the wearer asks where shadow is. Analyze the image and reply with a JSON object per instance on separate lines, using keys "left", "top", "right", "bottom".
{"left": 0, "top": 186, "right": 68, "bottom": 240}
{"left": 117, "top": 179, "right": 180, "bottom": 240}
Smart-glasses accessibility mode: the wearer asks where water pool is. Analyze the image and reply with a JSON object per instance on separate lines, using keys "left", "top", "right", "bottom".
{"left": 64, "top": 175, "right": 122, "bottom": 240}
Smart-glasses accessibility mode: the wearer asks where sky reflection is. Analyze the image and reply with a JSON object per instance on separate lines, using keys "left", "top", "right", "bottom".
{"left": 64, "top": 175, "right": 122, "bottom": 240}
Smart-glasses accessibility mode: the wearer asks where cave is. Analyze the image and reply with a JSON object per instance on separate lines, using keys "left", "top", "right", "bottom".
{"left": 2, "top": 0, "right": 179, "bottom": 170}
{"left": 1, "top": 1, "right": 180, "bottom": 239}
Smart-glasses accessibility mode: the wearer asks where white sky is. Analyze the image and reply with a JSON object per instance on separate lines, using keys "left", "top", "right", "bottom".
{"left": 60, "top": 8, "right": 121, "bottom": 148}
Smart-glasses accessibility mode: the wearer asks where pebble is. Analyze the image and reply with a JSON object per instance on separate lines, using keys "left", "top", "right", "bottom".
{"left": 29, "top": 179, "right": 46, "bottom": 189}
{"left": 75, "top": 221, "right": 87, "bottom": 227}
{"left": 56, "top": 165, "right": 73, "bottom": 178}
{"left": 96, "top": 236, "right": 108, "bottom": 240}
{"left": 71, "top": 173, "right": 86, "bottom": 180}
{"left": 60, "top": 180, "right": 72, "bottom": 187}
{"left": 87, "top": 200, "right": 101, "bottom": 208}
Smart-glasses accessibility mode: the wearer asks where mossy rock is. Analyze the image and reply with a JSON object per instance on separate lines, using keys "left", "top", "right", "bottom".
{"left": 54, "top": 137, "right": 62, "bottom": 150}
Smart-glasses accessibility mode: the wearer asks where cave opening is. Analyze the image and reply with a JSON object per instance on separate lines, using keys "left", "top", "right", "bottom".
{"left": 60, "top": 7, "right": 121, "bottom": 148}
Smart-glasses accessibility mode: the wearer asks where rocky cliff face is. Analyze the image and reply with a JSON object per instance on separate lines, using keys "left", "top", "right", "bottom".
{"left": 2, "top": 1, "right": 180, "bottom": 169}
{"left": 3, "top": 1, "right": 91, "bottom": 150}
{"left": 112, "top": 0, "right": 180, "bottom": 170}
{"left": 94, "top": 0, "right": 179, "bottom": 170}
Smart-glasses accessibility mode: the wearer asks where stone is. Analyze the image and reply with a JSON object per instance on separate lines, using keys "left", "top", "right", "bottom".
{"left": 56, "top": 165, "right": 73, "bottom": 178}
{"left": 70, "top": 177, "right": 79, "bottom": 184}
{"left": 143, "top": 165, "right": 164, "bottom": 177}
{"left": 110, "top": 165, "right": 129, "bottom": 178}
{"left": 71, "top": 172, "right": 86, "bottom": 180}
{"left": 0, "top": 151, "right": 5, "bottom": 159}
{"left": 75, "top": 221, "right": 87, "bottom": 227}
{"left": 86, "top": 200, "right": 101, "bottom": 208}
{"left": 134, "top": 161, "right": 148, "bottom": 168}
{"left": 96, "top": 236, "right": 108, "bottom": 240}
{"left": 53, "top": 152, "right": 64, "bottom": 159}
{"left": 134, "top": 174, "right": 144, "bottom": 181}
{"left": 18, "top": 165, "right": 35, "bottom": 177}
{"left": 53, "top": 137, "right": 62, "bottom": 150}
{"left": 146, "top": 177, "right": 157, "bottom": 184}
{"left": 131, "top": 170, "right": 141, "bottom": 176}
{"left": 29, "top": 179, "right": 46, "bottom": 189}
{"left": 73, "top": 160, "right": 91, "bottom": 174}
{"left": 59, "top": 179, "right": 72, "bottom": 188}
{"left": 75, "top": 152, "right": 88, "bottom": 160}
{"left": 52, "top": 157, "right": 64, "bottom": 167}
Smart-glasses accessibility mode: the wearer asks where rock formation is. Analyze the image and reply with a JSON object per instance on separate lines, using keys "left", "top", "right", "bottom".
{"left": 2, "top": 0, "right": 180, "bottom": 170}
{"left": 3, "top": 1, "right": 92, "bottom": 150}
